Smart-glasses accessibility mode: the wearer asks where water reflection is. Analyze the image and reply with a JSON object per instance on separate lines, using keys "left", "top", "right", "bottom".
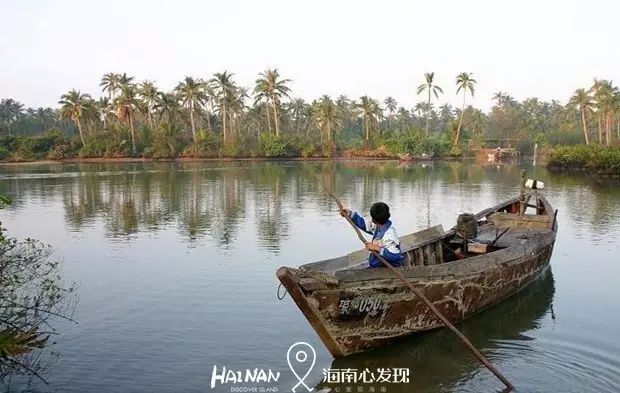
{"left": 317, "top": 268, "right": 556, "bottom": 393}
{"left": 0, "top": 162, "right": 539, "bottom": 249}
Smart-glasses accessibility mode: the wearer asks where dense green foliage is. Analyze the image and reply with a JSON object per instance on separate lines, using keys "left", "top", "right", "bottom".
{"left": 2, "top": 72, "right": 619, "bottom": 161}
{"left": 548, "top": 145, "right": 620, "bottom": 172}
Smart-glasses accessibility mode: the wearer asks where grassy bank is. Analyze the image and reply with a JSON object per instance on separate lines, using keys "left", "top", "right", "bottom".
{"left": 547, "top": 145, "right": 620, "bottom": 177}
{"left": 0, "top": 129, "right": 455, "bottom": 163}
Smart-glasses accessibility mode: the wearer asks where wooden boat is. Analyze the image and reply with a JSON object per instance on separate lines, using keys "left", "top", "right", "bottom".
{"left": 276, "top": 192, "right": 557, "bottom": 358}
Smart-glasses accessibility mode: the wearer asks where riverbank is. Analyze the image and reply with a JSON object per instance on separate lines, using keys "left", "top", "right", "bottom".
{"left": 0, "top": 155, "right": 406, "bottom": 166}
{"left": 546, "top": 145, "right": 620, "bottom": 178}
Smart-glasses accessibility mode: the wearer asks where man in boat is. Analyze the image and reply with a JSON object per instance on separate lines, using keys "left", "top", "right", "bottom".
{"left": 340, "top": 202, "right": 404, "bottom": 268}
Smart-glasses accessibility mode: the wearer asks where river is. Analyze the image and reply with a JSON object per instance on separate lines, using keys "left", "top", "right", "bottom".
{"left": 0, "top": 161, "right": 619, "bottom": 392}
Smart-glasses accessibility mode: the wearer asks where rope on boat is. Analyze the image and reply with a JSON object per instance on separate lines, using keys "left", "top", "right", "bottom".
{"left": 276, "top": 283, "right": 288, "bottom": 300}
{"left": 316, "top": 176, "right": 515, "bottom": 392}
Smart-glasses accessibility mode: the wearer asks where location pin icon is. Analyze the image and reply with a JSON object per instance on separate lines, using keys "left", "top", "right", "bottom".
{"left": 287, "top": 342, "right": 316, "bottom": 392}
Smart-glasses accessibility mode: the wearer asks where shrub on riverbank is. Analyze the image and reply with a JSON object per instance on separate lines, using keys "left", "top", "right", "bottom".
{"left": 548, "top": 145, "right": 620, "bottom": 174}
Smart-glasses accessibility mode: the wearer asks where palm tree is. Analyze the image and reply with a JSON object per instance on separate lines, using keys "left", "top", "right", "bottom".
{"left": 253, "top": 69, "right": 291, "bottom": 137}
{"left": 175, "top": 77, "right": 206, "bottom": 143}
{"left": 139, "top": 81, "right": 160, "bottom": 130}
{"left": 288, "top": 98, "right": 307, "bottom": 136}
{"left": 569, "top": 88, "right": 594, "bottom": 145}
{"left": 59, "top": 90, "right": 92, "bottom": 145}
{"left": 416, "top": 72, "right": 443, "bottom": 135}
{"left": 468, "top": 108, "right": 485, "bottom": 139}
{"left": 357, "top": 96, "right": 382, "bottom": 146}
{"left": 210, "top": 72, "right": 237, "bottom": 144}
{"left": 313, "top": 95, "right": 341, "bottom": 142}
{"left": 0, "top": 98, "right": 24, "bottom": 136}
{"left": 100, "top": 73, "right": 121, "bottom": 100}
{"left": 384, "top": 97, "right": 397, "bottom": 129}
{"left": 154, "top": 92, "right": 181, "bottom": 124}
{"left": 96, "top": 97, "right": 112, "bottom": 131}
{"left": 115, "top": 84, "right": 140, "bottom": 154}
{"left": 454, "top": 72, "right": 476, "bottom": 145}
{"left": 590, "top": 78, "right": 605, "bottom": 143}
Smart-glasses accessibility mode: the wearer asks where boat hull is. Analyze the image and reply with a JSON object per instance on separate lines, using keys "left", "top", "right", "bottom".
{"left": 277, "top": 195, "right": 557, "bottom": 358}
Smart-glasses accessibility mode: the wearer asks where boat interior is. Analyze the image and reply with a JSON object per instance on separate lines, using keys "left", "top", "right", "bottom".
{"left": 301, "top": 192, "right": 555, "bottom": 276}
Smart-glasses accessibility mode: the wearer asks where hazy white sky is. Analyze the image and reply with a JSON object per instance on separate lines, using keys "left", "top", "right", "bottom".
{"left": 1, "top": 0, "right": 619, "bottom": 111}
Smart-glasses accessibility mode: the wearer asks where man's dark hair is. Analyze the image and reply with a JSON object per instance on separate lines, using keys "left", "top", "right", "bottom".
{"left": 370, "top": 202, "right": 390, "bottom": 224}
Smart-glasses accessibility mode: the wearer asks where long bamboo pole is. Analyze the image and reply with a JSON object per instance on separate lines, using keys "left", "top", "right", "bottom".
{"left": 319, "top": 183, "right": 514, "bottom": 391}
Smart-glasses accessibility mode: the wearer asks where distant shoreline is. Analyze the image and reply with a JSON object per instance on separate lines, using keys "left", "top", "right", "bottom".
{"left": 0, "top": 156, "right": 408, "bottom": 166}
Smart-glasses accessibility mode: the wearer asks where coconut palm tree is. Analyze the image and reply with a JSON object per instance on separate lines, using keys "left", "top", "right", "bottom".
{"left": 59, "top": 90, "right": 92, "bottom": 145}
{"left": 0, "top": 98, "right": 24, "bottom": 136}
{"left": 210, "top": 71, "right": 237, "bottom": 144}
{"left": 288, "top": 98, "right": 307, "bottom": 136}
{"left": 569, "top": 88, "right": 594, "bottom": 145}
{"left": 253, "top": 69, "right": 291, "bottom": 137}
{"left": 139, "top": 81, "right": 160, "bottom": 130}
{"left": 312, "top": 95, "right": 341, "bottom": 142}
{"left": 100, "top": 73, "right": 121, "bottom": 100}
{"left": 468, "top": 108, "right": 485, "bottom": 139}
{"left": 154, "top": 92, "right": 181, "bottom": 124}
{"left": 96, "top": 97, "right": 112, "bottom": 131}
{"left": 384, "top": 97, "right": 397, "bottom": 129}
{"left": 590, "top": 78, "right": 606, "bottom": 143}
{"left": 454, "top": 72, "right": 476, "bottom": 145}
{"left": 357, "top": 96, "right": 382, "bottom": 145}
{"left": 416, "top": 72, "right": 443, "bottom": 135}
{"left": 175, "top": 77, "right": 206, "bottom": 143}
{"left": 115, "top": 83, "right": 140, "bottom": 154}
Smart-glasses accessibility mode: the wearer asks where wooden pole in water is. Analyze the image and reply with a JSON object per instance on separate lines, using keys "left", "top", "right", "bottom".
{"left": 318, "top": 182, "right": 515, "bottom": 391}
{"left": 519, "top": 169, "right": 527, "bottom": 215}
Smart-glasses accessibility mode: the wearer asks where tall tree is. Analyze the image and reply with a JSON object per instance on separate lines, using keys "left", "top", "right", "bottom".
{"left": 0, "top": 99, "right": 24, "bottom": 136}
{"left": 59, "top": 90, "right": 92, "bottom": 146}
{"left": 175, "top": 77, "right": 206, "bottom": 143}
{"left": 384, "top": 97, "right": 397, "bottom": 129}
{"left": 139, "top": 81, "right": 160, "bottom": 130}
{"left": 569, "top": 88, "right": 594, "bottom": 145}
{"left": 115, "top": 83, "right": 140, "bottom": 154}
{"left": 590, "top": 78, "right": 605, "bottom": 144}
{"left": 254, "top": 69, "right": 291, "bottom": 137}
{"left": 357, "top": 96, "right": 381, "bottom": 145}
{"left": 210, "top": 72, "right": 237, "bottom": 144}
{"left": 416, "top": 72, "right": 443, "bottom": 135}
{"left": 96, "top": 97, "right": 112, "bottom": 131}
{"left": 313, "top": 95, "right": 340, "bottom": 142}
{"left": 100, "top": 73, "right": 121, "bottom": 100}
{"left": 454, "top": 72, "right": 476, "bottom": 145}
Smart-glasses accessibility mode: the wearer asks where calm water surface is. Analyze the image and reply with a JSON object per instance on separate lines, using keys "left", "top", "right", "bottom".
{"left": 0, "top": 161, "right": 619, "bottom": 393}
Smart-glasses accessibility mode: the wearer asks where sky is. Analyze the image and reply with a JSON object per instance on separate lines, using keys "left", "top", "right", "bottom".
{"left": 1, "top": 0, "right": 619, "bottom": 111}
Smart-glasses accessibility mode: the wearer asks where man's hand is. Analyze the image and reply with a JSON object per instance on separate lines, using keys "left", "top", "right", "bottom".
{"left": 365, "top": 242, "right": 381, "bottom": 252}
{"left": 340, "top": 208, "right": 351, "bottom": 217}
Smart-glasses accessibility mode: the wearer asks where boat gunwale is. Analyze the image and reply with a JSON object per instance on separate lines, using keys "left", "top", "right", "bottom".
{"left": 299, "top": 192, "right": 555, "bottom": 280}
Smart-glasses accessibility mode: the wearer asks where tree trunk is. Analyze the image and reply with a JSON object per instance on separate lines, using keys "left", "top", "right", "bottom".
{"left": 272, "top": 99, "right": 280, "bottom": 137}
{"left": 222, "top": 104, "right": 227, "bottom": 144}
{"left": 455, "top": 92, "right": 466, "bottom": 145}
{"left": 206, "top": 111, "right": 212, "bottom": 134}
{"left": 128, "top": 112, "right": 136, "bottom": 155}
{"left": 148, "top": 111, "right": 154, "bottom": 131}
{"left": 327, "top": 121, "right": 331, "bottom": 142}
{"left": 190, "top": 103, "right": 197, "bottom": 144}
{"left": 77, "top": 117, "right": 85, "bottom": 146}
{"left": 597, "top": 114, "right": 603, "bottom": 144}
{"left": 581, "top": 109, "right": 589, "bottom": 145}
{"left": 425, "top": 89, "right": 431, "bottom": 136}
{"left": 265, "top": 104, "right": 271, "bottom": 134}
{"left": 365, "top": 116, "right": 369, "bottom": 146}
{"left": 606, "top": 113, "right": 611, "bottom": 146}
